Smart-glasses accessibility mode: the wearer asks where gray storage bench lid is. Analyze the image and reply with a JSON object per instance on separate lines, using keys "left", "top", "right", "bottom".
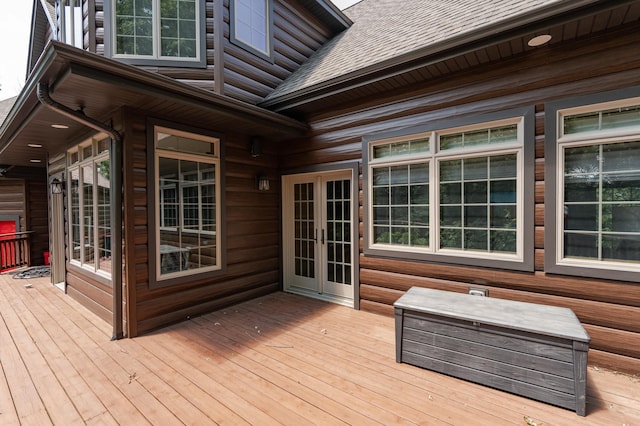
{"left": 394, "top": 287, "right": 590, "bottom": 343}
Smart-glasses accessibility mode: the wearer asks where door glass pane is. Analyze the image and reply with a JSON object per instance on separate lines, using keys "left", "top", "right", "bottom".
{"left": 294, "top": 183, "right": 314, "bottom": 278}
{"left": 326, "top": 179, "right": 351, "bottom": 285}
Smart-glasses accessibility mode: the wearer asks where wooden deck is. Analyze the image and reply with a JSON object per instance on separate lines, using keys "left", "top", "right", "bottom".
{"left": 1, "top": 272, "right": 639, "bottom": 425}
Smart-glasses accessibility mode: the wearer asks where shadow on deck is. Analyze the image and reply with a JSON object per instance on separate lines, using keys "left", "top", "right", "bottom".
{"left": 1, "top": 271, "right": 639, "bottom": 425}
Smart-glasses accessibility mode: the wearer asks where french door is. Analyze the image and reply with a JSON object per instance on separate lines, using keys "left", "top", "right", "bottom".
{"left": 282, "top": 170, "right": 354, "bottom": 306}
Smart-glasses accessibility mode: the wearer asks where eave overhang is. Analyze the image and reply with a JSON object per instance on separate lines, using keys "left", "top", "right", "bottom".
{"left": 261, "top": 0, "right": 638, "bottom": 113}
{"left": 299, "top": 0, "right": 352, "bottom": 32}
{"left": 0, "top": 41, "right": 308, "bottom": 168}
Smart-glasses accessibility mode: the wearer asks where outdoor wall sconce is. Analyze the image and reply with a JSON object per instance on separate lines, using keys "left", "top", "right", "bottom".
{"left": 50, "top": 177, "right": 64, "bottom": 194}
{"left": 257, "top": 175, "right": 270, "bottom": 191}
{"left": 250, "top": 137, "right": 262, "bottom": 157}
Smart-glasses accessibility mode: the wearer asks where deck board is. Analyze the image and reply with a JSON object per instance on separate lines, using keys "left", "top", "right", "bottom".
{"left": 1, "top": 271, "right": 639, "bottom": 425}
{"left": 1, "top": 286, "right": 94, "bottom": 425}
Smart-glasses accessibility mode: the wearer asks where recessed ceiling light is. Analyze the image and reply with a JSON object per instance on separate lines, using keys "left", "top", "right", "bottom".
{"left": 28, "top": 143, "right": 43, "bottom": 148}
{"left": 51, "top": 124, "right": 69, "bottom": 129}
{"left": 30, "top": 159, "right": 42, "bottom": 163}
{"left": 528, "top": 34, "right": 552, "bottom": 47}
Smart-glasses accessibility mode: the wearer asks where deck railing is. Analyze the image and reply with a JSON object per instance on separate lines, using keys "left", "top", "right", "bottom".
{"left": 0, "top": 231, "right": 31, "bottom": 272}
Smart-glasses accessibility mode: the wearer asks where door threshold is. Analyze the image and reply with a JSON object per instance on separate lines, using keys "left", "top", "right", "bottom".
{"left": 284, "top": 288, "right": 353, "bottom": 308}
{"left": 54, "top": 282, "right": 66, "bottom": 292}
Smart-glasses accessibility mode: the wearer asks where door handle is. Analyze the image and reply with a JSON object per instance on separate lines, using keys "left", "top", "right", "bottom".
{"left": 314, "top": 229, "right": 318, "bottom": 243}
{"left": 321, "top": 229, "right": 325, "bottom": 244}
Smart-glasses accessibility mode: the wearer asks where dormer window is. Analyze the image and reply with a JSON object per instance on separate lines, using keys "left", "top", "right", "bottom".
{"left": 231, "top": 0, "right": 273, "bottom": 60}
{"left": 108, "top": 0, "right": 205, "bottom": 66}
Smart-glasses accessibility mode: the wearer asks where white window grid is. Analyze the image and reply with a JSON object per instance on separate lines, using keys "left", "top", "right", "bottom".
{"left": 154, "top": 127, "right": 220, "bottom": 279}
{"left": 368, "top": 117, "right": 525, "bottom": 262}
{"left": 113, "top": 0, "right": 200, "bottom": 61}
{"left": 233, "top": 0, "right": 270, "bottom": 55}
{"left": 556, "top": 97, "right": 640, "bottom": 272}
{"left": 67, "top": 136, "right": 112, "bottom": 278}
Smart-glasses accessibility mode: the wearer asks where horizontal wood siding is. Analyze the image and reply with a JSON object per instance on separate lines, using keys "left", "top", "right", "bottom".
{"left": 90, "top": 0, "right": 332, "bottom": 103}
{"left": 66, "top": 267, "right": 113, "bottom": 324}
{"left": 25, "top": 178, "right": 49, "bottom": 266}
{"left": 278, "top": 24, "right": 640, "bottom": 373}
{"left": 123, "top": 110, "right": 282, "bottom": 336}
{"left": 0, "top": 180, "right": 26, "bottom": 230}
{"left": 221, "top": 0, "right": 335, "bottom": 104}
{"left": 92, "top": 1, "right": 217, "bottom": 88}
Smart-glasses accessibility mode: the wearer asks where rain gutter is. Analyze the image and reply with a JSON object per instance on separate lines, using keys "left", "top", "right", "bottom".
{"left": 261, "top": 0, "right": 633, "bottom": 111}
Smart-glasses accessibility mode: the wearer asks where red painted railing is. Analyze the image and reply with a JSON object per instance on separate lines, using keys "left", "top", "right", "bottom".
{"left": 0, "top": 232, "right": 31, "bottom": 272}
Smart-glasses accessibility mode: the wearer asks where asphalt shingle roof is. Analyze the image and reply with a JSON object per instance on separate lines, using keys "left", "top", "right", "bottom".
{"left": 265, "top": 0, "right": 564, "bottom": 102}
{"left": 0, "top": 97, "right": 17, "bottom": 126}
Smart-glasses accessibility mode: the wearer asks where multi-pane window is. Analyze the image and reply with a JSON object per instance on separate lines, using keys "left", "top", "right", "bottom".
{"left": 68, "top": 136, "right": 112, "bottom": 276}
{"left": 439, "top": 154, "right": 518, "bottom": 253}
{"left": 231, "top": 0, "right": 270, "bottom": 57}
{"left": 155, "top": 127, "right": 220, "bottom": 279}
{"left": 372, "top": 161, "right": 430, "bottom": 247}
{"left": 367, "top": 116, "right": 526, "bottom": 265}
{"left": 114, "top": 0, "right": 199, "bottom": 60}
{"left": 557, "top": 99, "right": 640, "bottom": 270}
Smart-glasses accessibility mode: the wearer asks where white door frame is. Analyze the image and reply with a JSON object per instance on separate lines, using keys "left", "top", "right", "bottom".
{"left": 282, "top": 167, "right": 358, "bottom": 308}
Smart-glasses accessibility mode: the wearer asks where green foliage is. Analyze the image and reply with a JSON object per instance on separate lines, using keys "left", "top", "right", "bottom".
{"left": 375, "top": 230, "right": 429, "bottom": 247}
{"left": 97, "top": 160, "right": 110, "bottom": 180}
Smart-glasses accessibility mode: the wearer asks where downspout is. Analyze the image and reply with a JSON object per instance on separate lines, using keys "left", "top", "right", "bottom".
{"left": 37, "top": 82, "right": 124, "bottom": 341}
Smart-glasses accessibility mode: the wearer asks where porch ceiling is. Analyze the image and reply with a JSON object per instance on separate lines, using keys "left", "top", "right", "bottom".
{"left": 0, "top": 42, "right": 307, "bottom": 168}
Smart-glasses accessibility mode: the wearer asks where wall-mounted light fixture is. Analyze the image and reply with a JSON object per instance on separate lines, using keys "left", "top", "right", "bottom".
{"left": 257, "top": 175, "right": 270, "bottom": 191}
{"left": 50, "top": 177, "right": 64, "bottom": 194}
{"left": 250, "top": 137, "right": 262, "bottom": 157}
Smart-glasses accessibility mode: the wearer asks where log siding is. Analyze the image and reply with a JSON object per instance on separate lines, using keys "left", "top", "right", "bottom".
{"left": 278, "top": 23, "right": 640, "bottom": 373}
{"left": 221, "top": 0, "right": 336, "bottom": 104}
{"left": 89, "top": 0, "right": 335, "bottom": 104}
{"left": 122, "top": 110, "right": 283, "bottom": 336}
